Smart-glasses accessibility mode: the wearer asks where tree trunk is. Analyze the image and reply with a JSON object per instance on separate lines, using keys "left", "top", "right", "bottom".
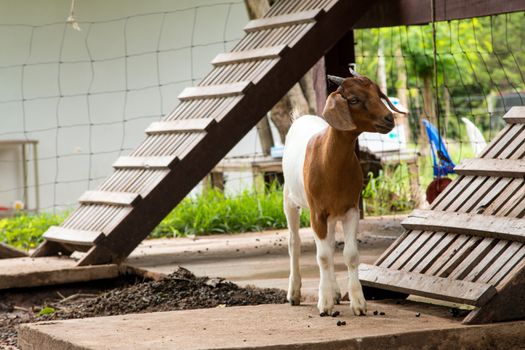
{"left": 395, "top": 46, "right": 411, "bottom": 143}
{"left": 419, "top": 74, "right": 435, "bottom": 155}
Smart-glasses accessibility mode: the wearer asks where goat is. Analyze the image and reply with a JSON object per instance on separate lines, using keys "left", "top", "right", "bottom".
{"left": 282, "top": 69, "right": 404, "bottom": 316}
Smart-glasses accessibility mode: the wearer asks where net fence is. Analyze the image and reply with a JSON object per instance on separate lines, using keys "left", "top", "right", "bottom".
{"left": 0, "top": 1, "right": 249, "bottom": 212}
{"left": 0, "top": 2, "right": 524, "bottom": 219}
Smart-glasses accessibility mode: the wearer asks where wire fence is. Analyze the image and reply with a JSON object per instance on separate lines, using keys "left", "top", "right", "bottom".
{"left": 0, "top": 2, "right": 524, "bottom": 218}
{"left": 0, "top": 1, "right": 248, "bottom": 212}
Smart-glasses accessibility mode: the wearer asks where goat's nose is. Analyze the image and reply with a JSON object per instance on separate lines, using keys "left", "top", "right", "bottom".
{"left": 384, "top": 113, "right": 394, "bottom": 123}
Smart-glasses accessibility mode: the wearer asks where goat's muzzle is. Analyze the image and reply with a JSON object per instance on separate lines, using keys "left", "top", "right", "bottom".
{"left": 375, "top": 114, "right": 395, "bottom": 134}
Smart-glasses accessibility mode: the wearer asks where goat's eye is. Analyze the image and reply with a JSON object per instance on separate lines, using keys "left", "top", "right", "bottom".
{"left": 348, "top": 97, "right": 359, "bottom": 105}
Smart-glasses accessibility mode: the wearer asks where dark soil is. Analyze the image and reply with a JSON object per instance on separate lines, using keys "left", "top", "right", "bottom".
{"left": 0, "top": 267, "right": 286, "bottom": 349}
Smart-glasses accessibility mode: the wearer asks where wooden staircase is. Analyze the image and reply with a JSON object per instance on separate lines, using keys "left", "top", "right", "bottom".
{"left": 32, "top": 0, "right": 378, "bottom": 266}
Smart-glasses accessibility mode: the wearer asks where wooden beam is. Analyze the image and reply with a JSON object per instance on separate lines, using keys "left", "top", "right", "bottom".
{"left": 359, "top": 263, "right": 497, "bottom": 306}
{"left": 244, "top": 9, "right": 323, "bottom": 32}
{"left": 455, "top": 158, "right": 525, "bottom": 177}
{"left": 178, "top": 81, "right": 252, "bottom": 101}
{"left": 503, "top": 106, "right": 525, "bottom": 124}
{"left": 355, "top": 0, "right": 525, "bottom": 29}
{"left": 145, "top": 118, "right": 216, "bottom": 135}
{"left": 79, "top": 191, "right": 142, "bottom": 207}
{"left": 113, "top": 156, "right": 178, "bottom": 170}
{"left": 402, "top": 209, "right": 525, "bottom": 243}
{"left": 0, "top": 243, "right": 28, "bottom": 259}
{"left": 43, "top": 226, "right": 104, "bottom": 246}
{"left": 212, "top": 45, "right": 288, "bottom": 66}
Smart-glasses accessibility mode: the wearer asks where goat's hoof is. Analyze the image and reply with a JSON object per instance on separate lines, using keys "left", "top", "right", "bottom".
{"left": 351, "top": 298, "right": 367, "bottom": 316}
{"left": 288, "top": 299, "right": 300, "bottom": 306}
{"left": 319, "top": 312, "right": 328, "bottom": 317}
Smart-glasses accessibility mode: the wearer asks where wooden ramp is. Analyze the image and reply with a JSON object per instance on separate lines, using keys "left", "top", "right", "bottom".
{"left": 26, "top": 0, "right": 375, "bottom": 267}
{"left": 359, "top": 107, "right": 525, "bottom": 324}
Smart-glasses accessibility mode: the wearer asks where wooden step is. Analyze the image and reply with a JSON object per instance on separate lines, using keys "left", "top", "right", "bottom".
{"left": 244, "top": 9, "right": 323, "bottom": 32}
{"left": 402, "top": 209, "right": 525, "bottom": 243}
{"left": 211, "top": 45, "right": 288, "bottom": 66}
{"left": 145, "top": 118, "right": 216, "bottom": 135}
{"left": 503, "top": 106, "right": 525, "bottom": 124}
{"left": 113, "top": 156, "right": 178, "bottom": 170}
{"left": 178, "top": 81, "right": 252, "bottom": 101}
{"left": 359, "top": 263, "right": 496, "bottom": 306}
{"left": 79, "top": 191, "right": 142, "bottom": 207}
{"left": 43, "top": 226, "right": 104, "bottom": 246}
{"left": 455, "top": 158, "right": 525, "bottom": 177}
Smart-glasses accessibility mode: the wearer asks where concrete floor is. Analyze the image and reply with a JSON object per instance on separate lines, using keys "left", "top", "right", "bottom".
{"left": 18, "top": 302, "right": 525, "bottom": 350}
{"left": 18, "top": 215, "right": 525, "bottom": 350}
{"left": 124, "top": 215, "right": 402, "bottom": 300}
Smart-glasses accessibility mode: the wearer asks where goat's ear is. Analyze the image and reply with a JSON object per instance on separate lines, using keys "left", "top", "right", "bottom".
{"left": 323, "top": 92, "right": 356, "bottom": 131}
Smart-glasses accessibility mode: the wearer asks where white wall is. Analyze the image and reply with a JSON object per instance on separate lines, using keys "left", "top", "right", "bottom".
{"left": 0, "top": 0, "right": 272, "bottom": 212}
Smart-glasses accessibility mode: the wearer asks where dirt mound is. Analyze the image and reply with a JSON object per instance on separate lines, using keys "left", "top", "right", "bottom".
{"left": 44, "top": 267, "right": 286, "bottom": 320}
{"left": 1, "top": 267, "right": 286, "bottom": 349}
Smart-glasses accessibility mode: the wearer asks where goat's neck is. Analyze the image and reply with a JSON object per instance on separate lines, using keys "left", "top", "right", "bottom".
{"left": 323, "top": 126, "right": 360, "bottom": 164}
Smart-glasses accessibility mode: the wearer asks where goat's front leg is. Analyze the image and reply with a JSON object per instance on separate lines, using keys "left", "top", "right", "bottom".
{"left": 327, "top": 219, "right": 341, "bottom": 304}
{"left": 314, "top": 224, "right": 337, "bottom": 316}
{"left": 342, "top": 208, "right": 366, "bottom": 316}
{"left": 284, "top": 186, "right": 302, "bottom": 306}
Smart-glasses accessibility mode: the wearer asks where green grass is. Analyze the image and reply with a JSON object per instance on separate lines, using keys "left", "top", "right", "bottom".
{"left": 151, "top": 185, "right": 310, "bottom": 238}
{"left": 0, "top": 185, "right": 310, "bottom": 250}
{"left": 0, "top": 211, "right": 68, "bottom": 250}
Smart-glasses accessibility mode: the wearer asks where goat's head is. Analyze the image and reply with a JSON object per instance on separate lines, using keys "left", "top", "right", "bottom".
{"left": 323, "top": 70, "right": 405, "bottom": 134}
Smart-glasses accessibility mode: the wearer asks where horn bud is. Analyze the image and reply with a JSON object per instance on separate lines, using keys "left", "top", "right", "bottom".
{"left": 348, "top": 66, "right": 362, "bottom": 78}
{"left": 327, "top": 75, "right": 345, "bottom": 86}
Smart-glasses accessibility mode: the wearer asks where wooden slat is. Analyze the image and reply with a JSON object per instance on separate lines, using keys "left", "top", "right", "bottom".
{"left": 79, "top": 191, "right": 141, "bottom": 207}
{"left": 401, "top": 232, "right": 440, "bottom": 272}
{"left": 455, "top": 158, "right": 525, "bottom": 177}
{"left": 244, "top": 9, "right": 323, "bottom": 32}
{"left": 503, "top": 106, "right": 525, "bottom": 124}
{"left": 113, "top": 156, "right": 178, "bottom": 170}
{"left": 435, "top": 236, "right": 481, "bottom": 277}
{"left": 448, "top": 238, "right": 497, "bottom": 280}
{"left": 43, "top": 226, "right": 104, "bottom": 246}
{"left": 359, "top": 263, "right": 497, "bottom": 306}
{"left": 403, "top": 209, "right": 525, "bottom": 243}
{"left": 212, "top": 45, "right": 288, "bottom": 66}
{"left": 178, "top": 81, "right": 252, "bottom": 101}
{"left": 425, "top": 235, "right": 470, "bottom": 275}
{"left": 0, "top": 243, "right": 28, "bottom": 259}
{"left": 411, "top": 233, "right": 456, "bottom": 274}
{"left": 489, "top": 244, "right": 525, "bottom": 285}
{"left": 379, "top": 231, "right": 422, "bottom": 268}
{"left": 390, "top": 231, "right": 432, "bottom": 270}
{"left": 463, "top": 240, "right": 511, "bottom": 282}
{"left": 476, "top": 242, "right": 522, "bottom": 283}
{"left": 145, "top": 118, "right": 216, "bottom": 135}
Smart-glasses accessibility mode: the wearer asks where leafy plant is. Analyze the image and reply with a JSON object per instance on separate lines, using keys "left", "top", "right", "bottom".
{"left": 362, "top": 163, "right": 415, "bottom": 216}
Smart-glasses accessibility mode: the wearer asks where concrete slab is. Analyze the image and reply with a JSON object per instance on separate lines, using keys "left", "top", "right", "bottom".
{"left": 124, "top": 218, "right": 400, "bottom": 300}
{"left": 18, "top": 301, "right": 525, "bottom": 350}
{"left": 0, "top": 257, "right": 119, "bottom": 289}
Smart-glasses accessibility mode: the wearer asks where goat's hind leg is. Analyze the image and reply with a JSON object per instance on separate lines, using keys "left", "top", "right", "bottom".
{"left": 314, "top": 217, "right": 337, "bottom": 316}
{"left": 284, "top": 185, "right": 302, "bottom": 306}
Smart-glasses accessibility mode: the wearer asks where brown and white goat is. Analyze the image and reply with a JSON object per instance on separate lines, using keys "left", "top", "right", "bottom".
{"left": 282, "top": 70, "right": 404, "bottom": 316}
